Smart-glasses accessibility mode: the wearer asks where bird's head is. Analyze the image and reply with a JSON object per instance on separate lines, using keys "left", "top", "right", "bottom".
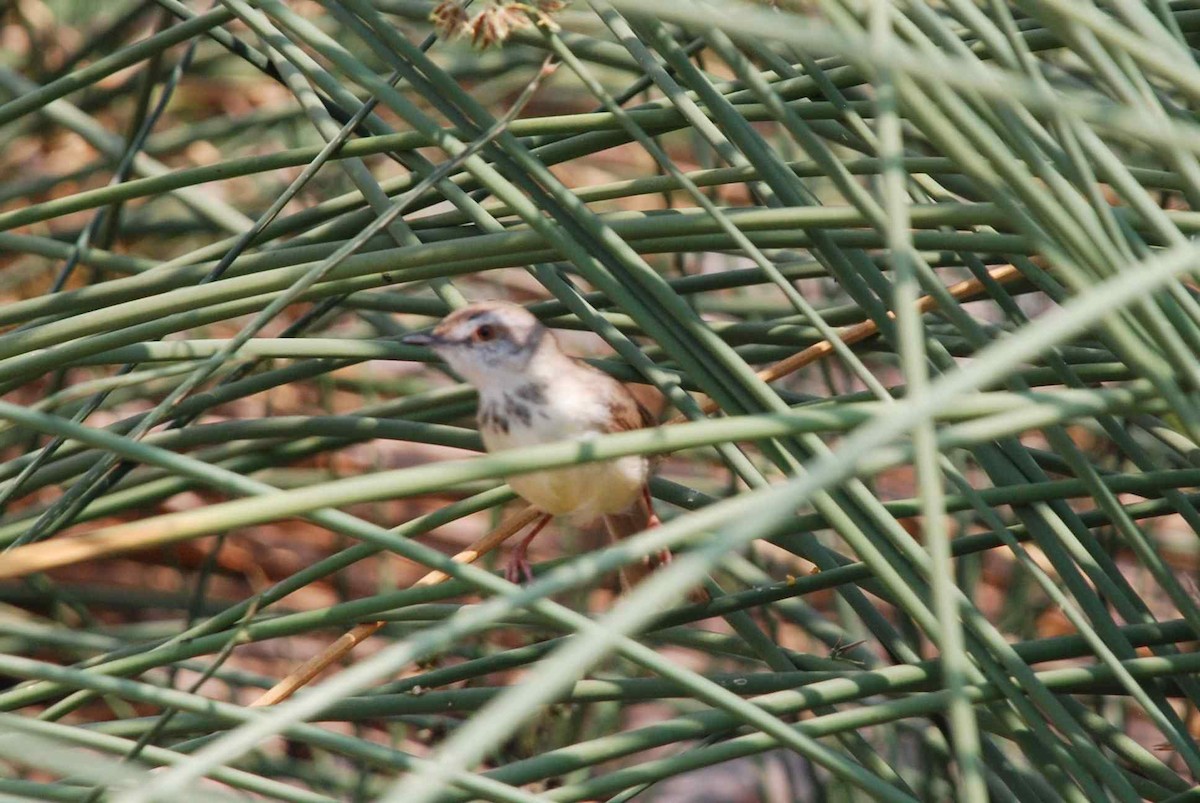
{"left": 402, "top": 301, "right": 550, "bottom": 387}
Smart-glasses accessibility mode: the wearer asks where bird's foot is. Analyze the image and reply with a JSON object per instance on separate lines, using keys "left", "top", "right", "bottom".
{"left": 504, "top": 513, "right": 551, "bottom": 585}
{"left": 504, "top": 552, "right": 535, "bottom": 584}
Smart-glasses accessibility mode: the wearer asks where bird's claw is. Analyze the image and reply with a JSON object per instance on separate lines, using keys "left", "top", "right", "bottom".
{"left": 505, "top": 553, "right": 535, "bottom": 584}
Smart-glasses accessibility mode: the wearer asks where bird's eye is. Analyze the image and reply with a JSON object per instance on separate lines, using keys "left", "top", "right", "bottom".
{"left": 474, "top": 324, "right": 496, "bottom": 342}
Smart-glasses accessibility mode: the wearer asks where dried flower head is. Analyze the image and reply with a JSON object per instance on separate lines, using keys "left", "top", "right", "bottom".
{"left": 430, "top": 1, "right": 470, "bottom": 32}
{"left": 431, "top": 0, "right": 566, "bottom": 48}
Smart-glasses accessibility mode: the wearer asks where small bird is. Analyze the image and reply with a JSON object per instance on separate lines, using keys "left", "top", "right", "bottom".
{"left": 403, "top": 301, "right": 660, "bottom": 585}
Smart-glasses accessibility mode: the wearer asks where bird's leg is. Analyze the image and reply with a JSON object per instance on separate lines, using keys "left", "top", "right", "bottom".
{"left": 643, "top": 485, "right": 662, "bottom": 528}
{"left": 505, "top": 512, "right": 552, "bottom": 584}
{"left": 642, "top": 485, "right": 672, "bottom": 568}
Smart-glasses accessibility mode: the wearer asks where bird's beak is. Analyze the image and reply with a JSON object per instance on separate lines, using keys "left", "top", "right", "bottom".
{"left": 402, "top": 332, "right": 440, "bottom": 347}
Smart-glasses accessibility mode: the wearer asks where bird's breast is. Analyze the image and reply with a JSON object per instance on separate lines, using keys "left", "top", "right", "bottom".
{"left": 477, "top": 382, "right": 606, "bottom": 446}
{"left": 477, "top": 387, "right": 647, "bottom": 520}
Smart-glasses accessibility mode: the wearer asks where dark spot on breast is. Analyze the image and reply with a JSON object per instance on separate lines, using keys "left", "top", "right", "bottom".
{"left": 496, "top": 393, "right": 530, "bottom": 424}
{"left": 505, "top": 396, "right": 532, "bottom": 427}
{"left": 515, "top": 382, "right": 546, "bottom": 404}
{"left": 478, "top": 403, "right": 510, "bottom": 435}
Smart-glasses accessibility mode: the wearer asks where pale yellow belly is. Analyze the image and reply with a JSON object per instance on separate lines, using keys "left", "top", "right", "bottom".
{"left": 507, "top": 457, "right": 646, "bottom": 521}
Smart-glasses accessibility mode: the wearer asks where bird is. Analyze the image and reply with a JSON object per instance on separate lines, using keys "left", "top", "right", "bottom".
{"left": 403, "top": 300, "right": 661, "bottom": 585}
